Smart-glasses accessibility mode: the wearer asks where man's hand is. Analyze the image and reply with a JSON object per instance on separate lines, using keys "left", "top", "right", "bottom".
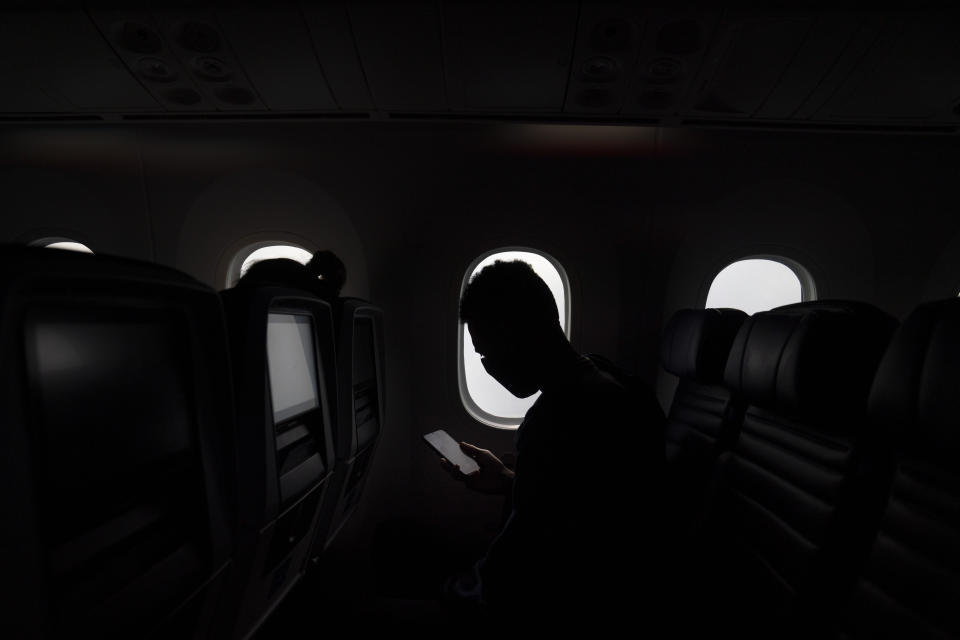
{"left": 440, "top": 442, "right": 515, "bottom": 495}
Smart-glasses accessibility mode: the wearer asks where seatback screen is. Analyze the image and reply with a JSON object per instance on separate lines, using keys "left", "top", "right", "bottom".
{"left": 28, "top": 313, "right": 199, "bottom": 545}
{"left": 267, "top": 313, "right": 320, "bottom": 424}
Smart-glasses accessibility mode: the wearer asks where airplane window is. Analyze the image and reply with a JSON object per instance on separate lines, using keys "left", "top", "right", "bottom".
{"left": 459, "top": 248, "right": 570, "bottom": 429}
{"left": 237, "top": 244, "right": 313, "bottom": 281}
{"left": 705, "top": 258, "right": 810, "bottom": 315}
{"left": 34, "top": 239, "right": 94, "bottom": 254}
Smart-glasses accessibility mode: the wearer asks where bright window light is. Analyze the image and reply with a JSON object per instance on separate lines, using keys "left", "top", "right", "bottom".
{"left": 705, "top": 258, "right": 804, "bottom": 315}
{"left": 41, "top": 241, "right": 93, "bottom": 254}
{"left": 459, "top": 249, "right": 570, "bottom": 429}
{"left": 239, "top": 245, "right": 312, "bottom": 279}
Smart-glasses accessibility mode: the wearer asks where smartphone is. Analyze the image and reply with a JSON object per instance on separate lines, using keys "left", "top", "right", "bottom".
{"left": 423, "top": 429, "right": 480, "bottom": 475}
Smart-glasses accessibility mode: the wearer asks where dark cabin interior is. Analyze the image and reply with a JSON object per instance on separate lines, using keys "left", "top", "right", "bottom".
{"left": 1, "top": 3, "right": 959, "bottom": 638}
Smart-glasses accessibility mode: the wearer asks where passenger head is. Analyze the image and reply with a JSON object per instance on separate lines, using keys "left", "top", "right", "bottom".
{"left": 307, "top": 250, "right": 347, "bottom": 299}
{"left": 236, "top": 258, "right": 321, "bottom": 295}
{"left": 459, "top": 260, "right": 564, "bottom": 398}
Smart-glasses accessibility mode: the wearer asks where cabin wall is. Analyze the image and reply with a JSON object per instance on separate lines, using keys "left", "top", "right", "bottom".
{"left": 2, "top": 122, "right": 959, "bottom": 555}
{"left": 0, "top": 129, "right": 154, "bottom": 260}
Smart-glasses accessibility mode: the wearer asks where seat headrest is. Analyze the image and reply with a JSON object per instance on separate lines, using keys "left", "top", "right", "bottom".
{"left": 0, "top": 243, "right": 200, "bottom": 289}
{"left": 869, "top": 299, "right": 960, "bottom": 464}
{"left": 723, "top": 301, "right": 897, "bottom": 426}
{"left": 661, "top": 308, "right": 748, "bottom": 383}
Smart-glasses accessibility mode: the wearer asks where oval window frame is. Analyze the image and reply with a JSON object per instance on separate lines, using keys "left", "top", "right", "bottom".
{"left": 457, "top": 246, "right": 572, "bottom": 430}
{"left": 226, "top": 240, "right": 313, "bottom": 288}
{"left": 29, "top": 237, "right": 94, "bottom": 254}
{"left": 701, "top": 254, "right": 817, "bottom": 313}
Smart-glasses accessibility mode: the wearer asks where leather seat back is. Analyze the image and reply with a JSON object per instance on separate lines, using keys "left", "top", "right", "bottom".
{"left": 839, "top": 298, "right": 960, "bottom": 639}
{"left": 660, "top": 308, "right": 747, "bottom": 531}
{"left": 0, "top": 245, "right": 236, "bottom": 639}
{"left": 309, "top": 298, "right": 386, "bottom": 557}
{"left": 217, "top": 285, "right": 337, "bottom": 639}
{"left": 704, "top": 300, "right": 896, "bottom": 629}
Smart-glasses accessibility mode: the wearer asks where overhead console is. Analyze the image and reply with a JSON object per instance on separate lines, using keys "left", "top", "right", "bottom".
{"left": 2, "top": 5, "right": 960, "bottom": 133}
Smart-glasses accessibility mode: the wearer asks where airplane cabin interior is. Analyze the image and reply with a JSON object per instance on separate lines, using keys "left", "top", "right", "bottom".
{"left": 1, "top": 3, "right": 959, "bottom": 638}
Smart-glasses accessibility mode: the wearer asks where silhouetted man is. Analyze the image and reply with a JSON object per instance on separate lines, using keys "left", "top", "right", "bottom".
{"left": 442, "top": 259, "right": 665, "bottom": 630}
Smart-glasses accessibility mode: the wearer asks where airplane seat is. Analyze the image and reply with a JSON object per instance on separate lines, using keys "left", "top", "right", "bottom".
{"left": 684, "top": 300, "right": 897, "bottom": 637}
{"left": 835, "top": 298, "right": 960, "bottom": 639}
{"left": 216, "top": 285, "right": 337, "bottom": 639}
{"left": 0, "top": 245, "right": 236, "bottom": 639}
{"left": 659, "top": 308, "right": 747, "bottom": 535}
{"left": 309, "top": 297, "right": 385, "bottom": 559}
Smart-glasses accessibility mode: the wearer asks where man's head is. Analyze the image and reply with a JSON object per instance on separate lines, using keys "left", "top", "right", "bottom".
{"left": 237, "top": 258, "right": 321, "bottom": 295}
{"left": 307, "top": 250, "right": 347, "bottom": 299}
{"left": 459, "top": 260, "right": 563, "bottom": 398}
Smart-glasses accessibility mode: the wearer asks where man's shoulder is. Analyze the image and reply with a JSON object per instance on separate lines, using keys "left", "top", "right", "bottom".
{"left": 543, "top": 356, "right": 645, "bottom": 412}
{"left": 538, "top": 356, "right": 623, "bottom": 402}
{"left": 577, "top": 356, "right": 646, "bottom": 398}
{"left": 526, "top": 356, "right": 664, "bottom": 436}
{"left": 579, "top": 355, "right": 665, "bottom": 421}
{"left": 580, "top": 361, "right": 629, "bottom": 400}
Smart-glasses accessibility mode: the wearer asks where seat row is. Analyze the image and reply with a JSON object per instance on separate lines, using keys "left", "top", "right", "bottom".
{"left": 660, "top": 299, "right": 959, "bottom": 638}
{"left": 0, "top": 245, "right": 385, "bottom": 639}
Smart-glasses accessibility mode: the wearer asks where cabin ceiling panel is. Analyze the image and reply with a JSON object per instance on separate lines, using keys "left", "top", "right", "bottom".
{"left": 300, "top": 4, "right": 373, "bottom": 110}
{"left": 815, "top": 11, "right": 960, "bottom": 122}
{"left": 563, "top": 2, "right": 645, "bottom": 115}
{"left": 3, "top": 4, "right": 960, "bottom": 134}
{"left": 683, "top": 10, "right": 816, "bottom": 119}
{"left": 149, "top": 9, "right": 265, "bottom": 111}
{"left": 0, "top": 11, "right": 158, "bottom": 112}
{"left": 216, "top": 8, "right": 337, "bottom": 111}
{"left": 442, "top": 1, "right": 578, "bottom": 111}
{"left": 754, "top": 11, "right": 864, "bottom": 120}
{"left": 617, "top": 9, "right": 721, "bottom": 119}
{"left": 347, "top": 2, "right": 446, "bottom": 111}
{"left": 89, "top": 9, "right": 210, "bottom": 112}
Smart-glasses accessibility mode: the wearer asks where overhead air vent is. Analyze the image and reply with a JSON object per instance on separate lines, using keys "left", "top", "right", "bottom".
{"left": 193, "top": 57, "right": 232, "bottom": 82}
{"left": 646, "top": 58, "right": 683, "bottom": 84}
{"left": 580, "top": 56, "right": 619, "bottom": 82}
{"left": 590, "top": 18, "right": 632, "bottom": 53}
{"left": 92, "top": 12, "right": 208, "bottom": 111}
{"left": 154, "top": 12, "right": 262, "bottom": 111}
{"left": 621, "top": 12, "right": 718, "bottom": 118}
{"left": 117, "top": 21, "right": 163, "bottom": 54}
{"left": 136, "top": 58, "right": 177, "bottom": 83}
{"left": 656, "top": 20, "right": 702, "bottom": 55}
{"left": 565, "top": 9, "right": 640, "bottom": 114}
{"left": 177, "top": 21, "right": 220, "bottom": 53}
